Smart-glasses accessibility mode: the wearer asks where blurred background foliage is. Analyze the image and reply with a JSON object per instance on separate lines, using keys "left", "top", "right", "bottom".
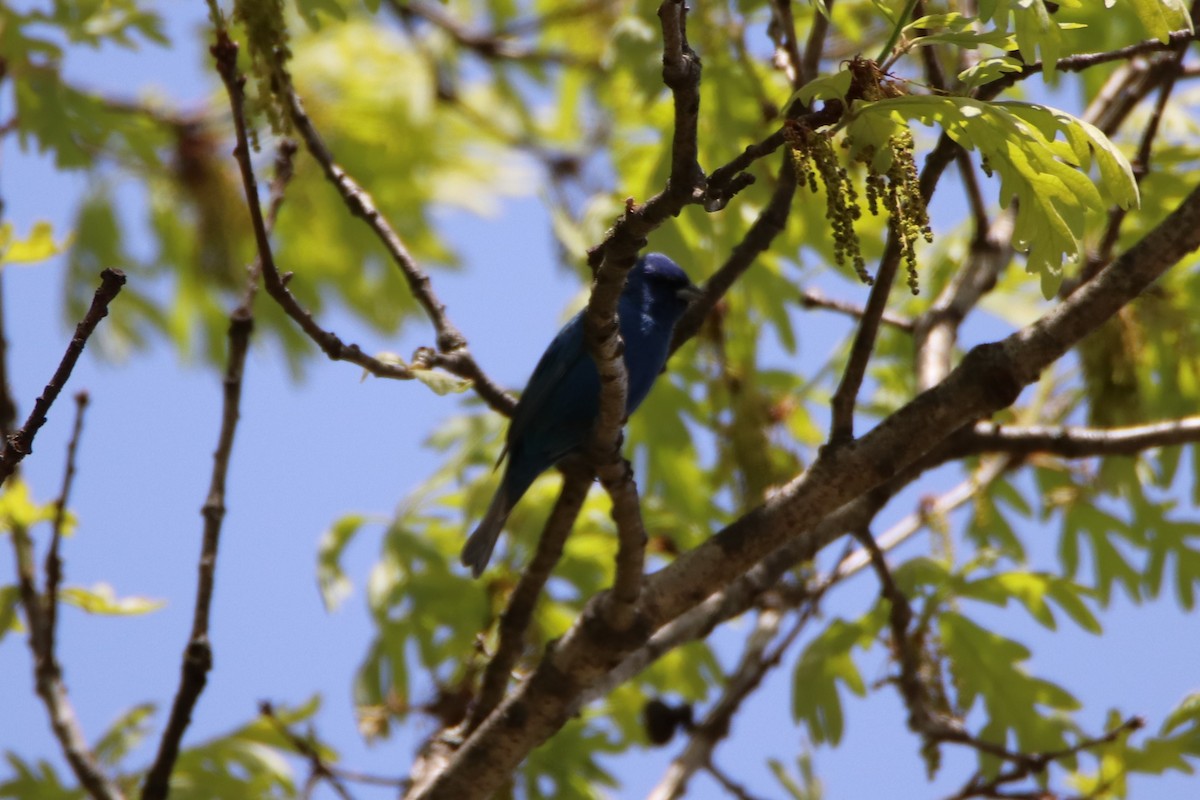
{"left": 3, "top": 0, "right": 1200, "bottom": 797}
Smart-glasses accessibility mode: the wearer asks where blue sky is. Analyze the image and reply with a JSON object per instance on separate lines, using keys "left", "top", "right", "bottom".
{"left": 2, "top": 4, "right": 1199, "bottom": 799}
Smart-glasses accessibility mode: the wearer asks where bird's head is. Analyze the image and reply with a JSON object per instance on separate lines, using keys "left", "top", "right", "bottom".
{"left": 627, "top": 253, "right": 703, "bottom": 323}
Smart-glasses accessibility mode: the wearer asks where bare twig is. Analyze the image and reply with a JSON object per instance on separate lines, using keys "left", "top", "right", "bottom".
{"left": 800, "top": 0, "right": 834, "bottom": 86}
{"left": 977, "top": 29, "right": 1198, "bottom": 102}
{"left": 913, "top": 211, "right": 1014, "bottom": 391}
{"left": 43, "top": 391, "right": 89, "bottom": 669}
{"left": 649, "top": 589, "right": 829, "bottom": 800}
{"left": 0, "top": 269, "right": 125, "bottom": 485}
{"left": 799, "top": 286, "right": 915, "bottom": 332}
{"left": 141, "top": 299, "right": 254, "bottom": 800}
{"left": 768, "top": 0, "right": 804, "bottom": 87}
{"left": 673, "top": 159, "right": 799, "bottom": 350}
{"left": 1085, "top": 31, "right": 1191, "bottom": 281}
{"left": 12, "top": 522, "right": 124, "bottom": 800}
{"left": 969, "top": 417, "right": 1200, "bottom": 458}
{"left": 278, "top": 64, "right": 514, "bottom": 415}
{"left": 386, "top": 0, "right": 599, "bottom": 68}
{"left": 0, "top": 272, "right": 18, "bottom": 438}
{"left": 582, "top": 0, "right": 705, "bottom": 631}
{"left": 828, "top": 235, "right": 902, "bottom": 443}
{"left": 943, "top": 717, "right": 1144, "bottom": 800}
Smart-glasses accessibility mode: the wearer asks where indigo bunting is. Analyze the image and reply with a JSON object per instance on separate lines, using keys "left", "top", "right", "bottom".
{"left": 461, "top": 253, "right": 701, "bottom": 577}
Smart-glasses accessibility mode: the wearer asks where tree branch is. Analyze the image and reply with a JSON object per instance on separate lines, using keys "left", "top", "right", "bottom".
{"left": 0, "top": 269, "right": 125, "bottom": 486}
{"left": 409, "top": 180, "right": 1200, "bottom": 800}
{"left": 42, "top": 391, "right": 89, "bottom": 674}
{"left": 141, "top": 37, "right": 262, "bottom": 800}
{"left": 141, "top": 298, "right": 254, "bottom": 800}
{"left": 672, "top": 158, "right": 798, "bottom": 351}
{"left": 12, "top": 520, "right": 124, "bottom": 800}
{"left": 385, "top": 0, "right": 599, "bottom": 69}
{"left": 279, "top": 79, "right": 514, "bottom": 415}
{"left": 466, "top": 464, "right": 592, "bottom": 732}
{"left": 969, "top": 417, "right": 1200, "bottom": 458}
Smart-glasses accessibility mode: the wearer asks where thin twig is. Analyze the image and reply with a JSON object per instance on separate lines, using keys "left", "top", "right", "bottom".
{"left": 673, "top": 158, "right": 799, "bottom": 350}
{"left": 798, "top": 286, "right": 915, "bottom": 332}
{"left": 586, "top": 0, "right": 704, "bottom": 631}
{"left": 913, "top": 211, "right": 1014, "bottom": 391}
{"left": 141, "top": 300, "right": 254, "bottom": 800}
{"left": 43, "top": 391, "right": 89, "bottom": 668}
{"left": 1084, "top": 30, "right": 1191, "bottom": 281}
{"left": 279, "top": 64, "right": 514, "bottom": 416}
{"left": 828, "top": 235, "right": 902, "bottom": 443}
{"left": 800, "top": 0, "right": 834, "bottom": 86}
{"left": 259, "top": 703, "right": 355, "bottom": 800}
{"left": 386, "top": 0, "right": 599, "bottom": 68}
{"left": 768, "top": 0, "right": 804, "bottom": 88}
{"left": 0, "top": 269, "right": 125, "bottom": 485}
{"left": 943, "top": 717, "right": 1144, "bottom": 800}
{"left": 12, "top": 520, "right": 124, "bottom": 800}
{"left": 0, "top": 270, "right": 18, "bottom": 438}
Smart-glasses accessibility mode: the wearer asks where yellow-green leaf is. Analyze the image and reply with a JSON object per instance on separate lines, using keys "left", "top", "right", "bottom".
{"left": 60, "top": 583, "right": 165, "bottom": 615}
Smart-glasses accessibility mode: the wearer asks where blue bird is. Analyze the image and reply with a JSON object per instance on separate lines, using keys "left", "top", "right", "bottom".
{"left": 462, "top": 253, "right": 701, "bottom": 577}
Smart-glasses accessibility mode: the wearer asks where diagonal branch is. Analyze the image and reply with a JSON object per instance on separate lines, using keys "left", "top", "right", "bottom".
{"left": 672, "top": 157, "right": 799, "bottom": 350}
{"left": 410, "top": 181, "right": 1200, "bottom": 800}
{"left": 280, "top": 79, "right": 513, "bottom": 414}
{"left": 386, "top": 0, "right": 599, "bottom": 68}
{"left": 466, "top": 464, "right": 592, "bottom": 732}
{"left": 0, "top": 269, "right": 125, "bottom": 486}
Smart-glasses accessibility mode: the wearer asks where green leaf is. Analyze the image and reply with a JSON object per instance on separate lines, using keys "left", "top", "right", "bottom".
{"left": 94, "top": 704, "right": 155, "bottom": 768}
{"left": 940, "top": 611, "right": 1079, "bottom": 761}
{"left": 0, "top": 753, "right": 83, "bottom": 800}
{"left": 412, "top": 367, "right": 473, "bottom": 396}
{"left": 0, "top": 585, "right": 21, "bottom": 646}
{"left": 317, "top": 513, "right": 368, "bottom": 612}
{"left": 59, "top": 583, "right": 165, "bottom": 616}
{"left": 792, "top": 69, "right": 853, "bottom": 106}
{"left": 1125, "top": 0, "right": 1194, "bottom": 42}
{"left": 0, "top": 221, "right": 67, "bottom": 265}
{"left": 791, "top": 618, "right": 873, "bottom": 745}
{"left": 847, "top": 96, "right": 1137, "bottom": 296}
{"left": 0, "top": 480, "right": 56, "bottom": 531}
{"left": 957, "top": 56, "right": 1024, "bottom": 92}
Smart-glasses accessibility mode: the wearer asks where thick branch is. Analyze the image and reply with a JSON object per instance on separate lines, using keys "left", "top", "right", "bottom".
{"left": 411, "top": 182, "right": 1200, "bottom": 800}
{"left": 0, "top": 269, "right": 125, "bottom": 485}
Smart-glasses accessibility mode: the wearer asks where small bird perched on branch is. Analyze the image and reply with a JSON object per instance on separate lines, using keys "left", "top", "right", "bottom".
{"left": 462, "top": 253, "right": 702, "bottom": 577}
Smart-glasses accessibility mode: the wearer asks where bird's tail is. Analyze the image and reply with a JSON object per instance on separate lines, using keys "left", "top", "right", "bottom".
{"left": 461, "top": 486, "right": 510, "bottom": 578}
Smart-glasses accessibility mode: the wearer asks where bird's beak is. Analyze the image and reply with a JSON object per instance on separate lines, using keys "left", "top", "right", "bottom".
{"left": 677, "top": 283, "right": 704, "bottom": 303}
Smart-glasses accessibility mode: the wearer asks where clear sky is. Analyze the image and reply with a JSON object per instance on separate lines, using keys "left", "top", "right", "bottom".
{"left": 2, "top": 5, "right": 1198, "bottom": 800}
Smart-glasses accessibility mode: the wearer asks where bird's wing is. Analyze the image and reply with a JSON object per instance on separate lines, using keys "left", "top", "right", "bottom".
{"left": 504, "top": 310, "right": 588, "bottom": 455}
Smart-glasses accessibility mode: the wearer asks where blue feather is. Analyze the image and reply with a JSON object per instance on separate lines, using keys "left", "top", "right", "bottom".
{"left": 461, "top": 253, "right": 699, "bottom": 576}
